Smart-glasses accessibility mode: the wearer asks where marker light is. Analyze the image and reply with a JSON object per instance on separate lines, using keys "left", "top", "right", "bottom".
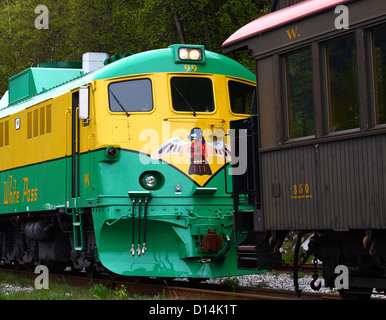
{"left": 108, "top": 147, "right": 117, "bottom": 157}
{"left": 104, "top": 146, "right": 120, "bottom": 162}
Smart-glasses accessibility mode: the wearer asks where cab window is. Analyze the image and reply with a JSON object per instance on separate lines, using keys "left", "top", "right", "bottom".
{"left": 228, "top": 80, "right": 256, "bottom": 114}
{"left": 171, "top": 77, "right": 214, "bottom": 113}
{"left": 108, "top": 78, "right": 153, "bottom": 112}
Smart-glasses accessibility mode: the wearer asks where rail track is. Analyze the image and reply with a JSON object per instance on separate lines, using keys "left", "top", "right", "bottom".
{"left": 0, "top": 267, "right": 340, "bottom": 300}
{"left": 281, "top": 262, "right": 320, "bottom": 273}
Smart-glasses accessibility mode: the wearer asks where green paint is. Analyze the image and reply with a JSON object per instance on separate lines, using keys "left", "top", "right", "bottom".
{"left": 8, "top": 67, "right": 84, "bottom": 106}
{"left": 94, "top": 46, "right": 255, "bottom": 82}
{"left": 0, "top": 150, "right": 262, "bottom": 277}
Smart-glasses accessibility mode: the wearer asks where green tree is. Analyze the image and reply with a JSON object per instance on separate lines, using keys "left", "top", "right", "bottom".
{"left": 0, "top": 0, "right": 270, "bottom": 95}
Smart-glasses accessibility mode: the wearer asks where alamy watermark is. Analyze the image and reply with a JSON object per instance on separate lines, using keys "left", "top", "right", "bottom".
{"left": 334, "top": 264, "right": 349, "bottom": 290}
{"left": 34, "top": 265, "right": 49, "bottom": 289}
{"left": 34, "top": 5, "right": 49, "bottom": 30}
{"left": 334, "top": 5, "right": 349, "bottom": 30}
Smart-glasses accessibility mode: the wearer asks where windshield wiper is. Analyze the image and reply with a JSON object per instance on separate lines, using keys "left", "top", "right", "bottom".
{"left": 171, "top": 82, "right": 196, "bottom": 117}
{"left": 109, "top": 89, "right": 130, "bottom": 117}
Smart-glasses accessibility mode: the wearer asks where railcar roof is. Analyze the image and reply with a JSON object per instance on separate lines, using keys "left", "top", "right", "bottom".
{"left": 222, "top": 0, "right": 352, "bottom": 50}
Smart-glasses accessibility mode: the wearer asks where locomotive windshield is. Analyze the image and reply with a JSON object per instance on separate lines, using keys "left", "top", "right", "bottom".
{"left": 228, "top": 80, "right": 256, "bottom": 114}
{"left": 108, "top": 78, "right": 153, "bottom": 113}
{"left": 171, "top": 77, "right": 214, "bottom": 113}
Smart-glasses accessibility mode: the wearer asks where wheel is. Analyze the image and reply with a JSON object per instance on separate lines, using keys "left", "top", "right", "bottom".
{"left": 338, "top": 287, "right": 372, "bottom": 300}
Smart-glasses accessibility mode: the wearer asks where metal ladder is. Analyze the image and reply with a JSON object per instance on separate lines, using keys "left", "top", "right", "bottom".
{"left": 72, "top": 210, "right": 85, "bottom": 251}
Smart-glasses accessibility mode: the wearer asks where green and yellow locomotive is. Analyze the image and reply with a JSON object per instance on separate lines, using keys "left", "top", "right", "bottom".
{"left": 0, "top": 45, "right": 257, "bottom": 278}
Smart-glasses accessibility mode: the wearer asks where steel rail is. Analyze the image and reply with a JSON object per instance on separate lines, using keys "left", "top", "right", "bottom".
{"left": 0, "top": 267, "right": 342, "bottom": 300}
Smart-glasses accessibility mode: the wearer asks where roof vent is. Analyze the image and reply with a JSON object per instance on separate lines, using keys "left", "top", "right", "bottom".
{"left": 82, "top": 52, "right": 110, "bottom": 74}
{"left": 8, "top": 67, "right": 83, "bottom": 106}
{"left": 38, "top": 62, "right": 82, "bottom": 69}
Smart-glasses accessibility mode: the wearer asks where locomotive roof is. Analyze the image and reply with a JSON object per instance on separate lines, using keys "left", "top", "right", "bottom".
{"left": 93, "top": 47, "right": 255, "bottom": 82}
{"left": 0, "top": 45, "right": 255, "bottom": 118}
{"left": 222, "top": 0, "right": 352, "bottom": 51}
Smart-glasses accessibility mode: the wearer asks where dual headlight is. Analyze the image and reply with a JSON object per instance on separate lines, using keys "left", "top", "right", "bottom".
{"left": 178, "top": 47, "right": 203, "bottom": 61}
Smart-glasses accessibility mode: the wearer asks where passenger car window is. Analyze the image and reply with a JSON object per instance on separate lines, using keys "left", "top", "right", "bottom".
{"left": 284, "top": 47, "right": 315, "bottom": 139}
{"left": 372, "top": 24, "right": 386, "bottom": 125}
{"left": 228, "top": 80, "right": 256, "bottom": 114}
{"left": 325, "top": 34, "right": 359, "bottom": 132}
{"left": 171, "top": 77, "right": 214, "bottom": 113}
{"left": 108, "top": 79, "right": 153, "bottom": 112}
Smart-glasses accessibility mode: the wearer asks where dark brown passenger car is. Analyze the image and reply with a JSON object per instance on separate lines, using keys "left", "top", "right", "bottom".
{"left": 224, "top": 0, "right": 386, "bottom": 299}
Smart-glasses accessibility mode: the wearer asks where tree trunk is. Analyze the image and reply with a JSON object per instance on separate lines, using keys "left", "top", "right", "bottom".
{"left": 170, "top": 0, "right": 186, "bottom": 44}
{"left": 5, "top": 0, "right": 18, "bottom": 65}
{"left": 272, "top": 0, "right": 306, "bottom": 11}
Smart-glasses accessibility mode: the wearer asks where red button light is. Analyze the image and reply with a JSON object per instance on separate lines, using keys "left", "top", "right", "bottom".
{"left": 108, "top": 147, "right": 117, "bottom": 157}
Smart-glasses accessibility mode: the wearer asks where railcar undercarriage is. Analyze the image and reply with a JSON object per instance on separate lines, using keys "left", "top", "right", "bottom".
{"left": 308, "top": 230, "right": 386, "bottom": 299}
{"left": 235, "top": 228, "right": 386, "bottom": 300}
{"left": 0, "top": 211, "right": 102, "bottom": 274}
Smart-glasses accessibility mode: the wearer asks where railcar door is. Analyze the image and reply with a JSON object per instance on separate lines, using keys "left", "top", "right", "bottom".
{"left": 68, "top": 86, "right": 92, "bottom": 206}
{"left": 65, "top": 90, "right": 85, "bottom": 251}
{"left": 70, "top": 91, "right": 80, "bottom": 202}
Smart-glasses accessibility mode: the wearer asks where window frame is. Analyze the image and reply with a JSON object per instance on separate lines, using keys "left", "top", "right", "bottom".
{"left": 107, "top": 77, "right": 154, "bottom": 115}
{"left": 323, "top": 33, "right": 360, "bottom": 135}
{"left": 281, "top": 45, "right": 316, "bottom": 141}
{"left": 227, "top": 78, "right": 257, "bottom": 116}
{"left": 369, "top": 23, "right": 386, "bottom": 128}
{"left": 169, "top": 75, "right": 216, "bottom": 115}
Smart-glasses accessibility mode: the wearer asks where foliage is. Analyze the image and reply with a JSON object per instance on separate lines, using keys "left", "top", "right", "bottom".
{"left": 0, "top": 272, "right": 160, "bottom": 300}
{"left": 0, "top": 0, "right": 271, "bottom": 94}
{"left": 220, "top": 277, "right": 239, "bottom": 291}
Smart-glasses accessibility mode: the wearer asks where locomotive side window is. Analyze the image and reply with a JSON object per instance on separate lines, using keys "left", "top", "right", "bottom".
{"left": 325, "top": 34, "right": 359, "bottom": 132}
{"left": 372, "top": 24, "right": 386, "bottom": 125}
{"left": 228, "top": 81, "right": 256, "bottom": 114}
{"left": 0, "top": 120, "right": 9, "bottom": 147}
{"left": 108, "top": 78, "right": 153, "bottom": 113}
{"left": 284, "top": 47, "right": 314, "bottom": 139}
{"left": 171, "top": 77, "right": 214, "bottom": 113}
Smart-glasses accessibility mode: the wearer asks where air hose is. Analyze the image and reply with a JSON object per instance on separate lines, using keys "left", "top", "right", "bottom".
{"left": 200, "top": 236, "right": 231, "bottom": 263}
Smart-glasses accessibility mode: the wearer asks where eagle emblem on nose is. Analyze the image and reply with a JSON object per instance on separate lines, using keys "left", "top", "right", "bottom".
{"left": 150, "top": 127, "right": 231, "bottom": 177}
{"left": 187, "top": 128, "right": 211, "bottom": 175}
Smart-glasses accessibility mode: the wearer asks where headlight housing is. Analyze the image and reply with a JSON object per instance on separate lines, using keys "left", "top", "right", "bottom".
{"left": 170, "top": 44, "right": 206, "bottom": 64}
{"left": 140, "top": 171, "right": 164, "bottom": 190}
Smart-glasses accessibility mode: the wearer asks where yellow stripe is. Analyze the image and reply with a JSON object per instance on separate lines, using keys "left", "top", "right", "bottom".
{"left": 0, "top": 73, "right": 254, "bottom": 184}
